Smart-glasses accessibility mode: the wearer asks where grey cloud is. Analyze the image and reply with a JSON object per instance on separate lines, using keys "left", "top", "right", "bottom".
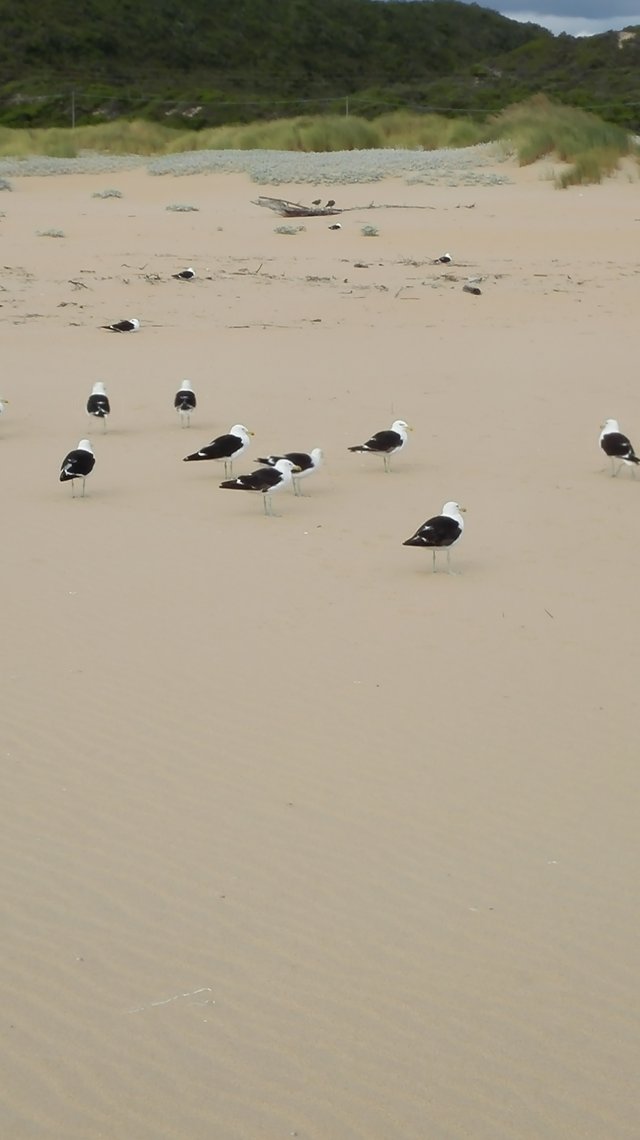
{"left": 466, "top": 0, "right": 638, "bottom": 15}
{"left": 504, "top": 10, "right": 640, "bottom": 32}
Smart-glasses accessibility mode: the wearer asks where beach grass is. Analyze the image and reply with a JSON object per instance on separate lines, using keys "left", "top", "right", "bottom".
{"left": 0, "top": 98, "right": 634, "bottom": 186}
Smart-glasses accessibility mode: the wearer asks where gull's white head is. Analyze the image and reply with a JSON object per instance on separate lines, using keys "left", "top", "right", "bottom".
{"left": 392, "top": 419, "right": 410, "bottom": 433}
{"left": 180, "top": 379, "right": 194, "bottom": 391}
{"left": 230, "top": 424, "right": 253, "bottom": 439}
{"left": 91, "top": 381, "right": 107, "bottom": 395}
{"left": 78, "top": 439, "right": 94, "bottom": 453}
{"left": 443, "top": 501, "right": 466, "bottom": 519}
{"left": 275, "top": 459, "right": 301, "bottom": 474}
{"left": 310, "top": 448, "right": 325, "bottom": 465}
{"left": 0, "top": 397, "right": 8, "bottom": 412}
{"left": 601, "top": 418, "right": 620, "bottom": 432}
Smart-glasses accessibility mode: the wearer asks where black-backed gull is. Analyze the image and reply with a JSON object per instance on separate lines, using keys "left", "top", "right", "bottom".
{"left": 348, "top": 419, "right": 410, "bottom": 472}
{"left": 86, "top": 382, "right": 110, "bottom": 430}
{"left": 183, "top": 424, "right": 253, "bottom": 477}
{"left": 403, "top": 501, "right": 465, "bottom": 573}
{"left": 434, "top": 252, "right": 452, "bottom": 264}
{"left": 220, "top": 458, "right": 300, "bottom": 516}
{"left": 174, "top": 380, "right": 197, "bottom": 427}
{"left": 101, "top": 318, "right": 140, "bottom": 333}
{"left": 172, "top": 268, "right": 196, "bottom": 281}
{"left": 60, "top": 439, "right": 95, "bottom": 497}
{"left": 255, "top": 448, "right": 324, "bottom": 496}
{"left": 599, "top": 418, "right": 639, "bottom": 477}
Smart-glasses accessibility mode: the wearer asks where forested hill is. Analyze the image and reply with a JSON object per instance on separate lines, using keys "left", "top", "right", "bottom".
{"left": 0, "top": 0, "right": 638, "bottom": 130}
{"left": 0, "top": 0, "right": 547, "bottom": 91}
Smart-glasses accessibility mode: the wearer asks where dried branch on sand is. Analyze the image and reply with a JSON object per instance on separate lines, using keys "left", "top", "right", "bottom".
{"left": 254, "top": 196, "right": 341, "bottom": 218}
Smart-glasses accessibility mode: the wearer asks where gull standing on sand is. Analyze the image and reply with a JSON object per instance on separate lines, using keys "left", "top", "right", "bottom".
{"left": 86, "top": 382, "right": 110, "bottom": 430}
{"left": 255, "top": 448, "right": 324, "bottom": 495}
{"left": 599, "top": 418, "right": 640, "bottom": 477}
{"left": 220, "top": 458, "right": 300, "bottom": 516}
{"left": 433, "top": 252, "right": 452, "bottom": 264}
{"left": 183, "top": 424, "right": 253, "bottom": 477}
{"left": 348, "top": 420, "right": 411, "bottom": 473}
{"left": 174, "top": 380, "right": 197, "bottom": 427}
{"left": 171, "top": 268, "right": 196, "bottom": 281}
{"left": 101, "top": 318, "right": 140, "bottom": 333}
{"left": 60, "top": 439, "right": 95, "bottom": 497}
{"left": 403, "top": 502, "right": 466, "bottom": 573}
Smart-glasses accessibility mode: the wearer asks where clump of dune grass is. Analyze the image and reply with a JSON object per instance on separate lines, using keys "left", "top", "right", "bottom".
{"left": 165, "top": 203, "right": 199, "bottom": 212}
{"left": 361, "top": 224, "right": 379, "bottom": 236}
{"left": 92, "top": 187, "right": 123, "bottom": 198}
{"left": 482, "top": 96, "right": 632, "bottom": 185}
{"left": 0, "top": 177, "right": 11, "bottom": 190}
{"left": 164, "top": 114, "right": 381, "bottom": 154}
{"left": 375, "top": 109, "right": 482, "bottom": 151}
{"left": 0, "top": 120, "right": 181, "bottom": 159}
{"left": 554, "top": 147, "right": 624, "bottom": 188}
{"left": 37, "top": 228, "right": 65, "bottom": 237}
{"left": 274, "top": 224, "right": 306, "bottom": 234}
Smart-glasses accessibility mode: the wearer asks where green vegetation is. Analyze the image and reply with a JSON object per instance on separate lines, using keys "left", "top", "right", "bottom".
{"left": 0, "top": 98, "right": 634, "bottom": 186}
{"left": 484, "top": 96, "right": 635, "bottom": 184}
{"left": 0, "top": 0, "right": 639, "bottom": 133}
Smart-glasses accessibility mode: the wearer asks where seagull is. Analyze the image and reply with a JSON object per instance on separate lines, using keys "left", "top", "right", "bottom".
{"left": 60, "top": 439, "right": 95, "bottom": 497}
{"left": 599, "top": 418, "right": 640, "bottom": 477}
{"left": 434, "top": 253, "right": 452, "bottom": 264}
{"left": 220, "top": 458, "right": 300, "bottom": 516}
{"left": 171, "top": 268, "right": 196, "bottom": 281}
{"left": 329, "top": 223, "right": 341, "bottom": 230}
{"left": 183, "top": 424, "right": 253, "bottom": 477}
{"left": 101, "top": 318, "right": 140, "bottom": 333}
{"left": 348, "top": 419, "right": 411, "bottom": 473}
{"left": 0, "top": 396, "right": 9, "bottom": 417}
{"left": 255, "top": 448, "right": 324, "bottom": 496}
{"left": 403, "top": 502, "right": 466, "bottom": 573}
{"left": 86, "top": 382, "right": 110, "bottom": 430}
{"left": 174, "top": 380, "right": 197, "bottom": 427}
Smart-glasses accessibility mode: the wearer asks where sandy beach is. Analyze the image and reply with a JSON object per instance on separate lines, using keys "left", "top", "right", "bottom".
{"left": 1, "top": 153, "right": 639, "bottom": 1139}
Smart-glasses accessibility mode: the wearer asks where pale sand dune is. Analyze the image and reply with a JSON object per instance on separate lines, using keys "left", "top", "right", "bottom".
{"left": 1, "top": 159, "right": 639, "bottom": 1139}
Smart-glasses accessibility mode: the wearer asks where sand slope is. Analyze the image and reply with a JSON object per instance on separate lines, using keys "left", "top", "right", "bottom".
{"left": 1, "top": 162, "right": 639, "bottom": 1139}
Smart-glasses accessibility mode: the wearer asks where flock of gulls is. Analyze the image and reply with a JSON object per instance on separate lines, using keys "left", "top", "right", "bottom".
{"left": 3, "top": 262, "right": 637, "bottom": 575}
{"left": 50, "top": 407, "right": 640, "bottom": 574}
{"left": 51, "top": 392, "right": 468, "bottom": 568}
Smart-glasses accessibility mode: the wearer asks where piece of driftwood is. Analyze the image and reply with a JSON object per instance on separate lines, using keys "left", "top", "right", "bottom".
{"left": 254, "top": 195, "right": 341, "bottom": 218}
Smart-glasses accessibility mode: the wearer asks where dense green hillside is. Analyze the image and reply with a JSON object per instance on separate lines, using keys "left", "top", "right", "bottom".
{"left": 0, "top": 0, "right": 638, "bottom": 130}
{"left": 0, "top": 0, "right": 544, "bottom": 88}
{"left": 0, "top": 0, "right": 548, "bottom": 125}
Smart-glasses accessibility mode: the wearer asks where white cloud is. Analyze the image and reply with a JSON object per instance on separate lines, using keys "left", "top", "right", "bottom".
{"left": 501, "top": 9, "right": 640, "bottom": 33}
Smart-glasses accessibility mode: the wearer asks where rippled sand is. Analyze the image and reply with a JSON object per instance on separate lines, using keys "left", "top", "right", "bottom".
{"left": 1, "top": 158, "right": 639, "bottom": 1139}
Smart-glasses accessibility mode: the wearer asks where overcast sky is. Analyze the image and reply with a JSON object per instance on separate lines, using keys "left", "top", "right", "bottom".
{"left": 387, "top": 0, "right": 640, "bottom": 36}
{"left": 496, "top": 0, "right": 640, "bottom": 36}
